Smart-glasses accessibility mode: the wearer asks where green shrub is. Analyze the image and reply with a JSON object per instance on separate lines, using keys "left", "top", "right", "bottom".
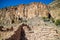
{"left": 42, "top": 17, "right": 50, "bottom": 22}
{"left": 50, "top": 17, "right": 55, "bottom": 23}
{"left": 55, "top": 19, "right": 60, "bottom": 26}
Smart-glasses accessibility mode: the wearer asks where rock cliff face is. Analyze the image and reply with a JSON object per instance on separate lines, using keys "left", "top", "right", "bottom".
{"left": 17, "top": 2, "right": 49, "bottom": 19}
{"left": 0, "top": 2, "right": 49, "bottom": 25}
{"left": 0, "top": 2, "right": 60, "bottom": 40}
{"left": 49, "top": 0, "right": 60, "bottom": 20}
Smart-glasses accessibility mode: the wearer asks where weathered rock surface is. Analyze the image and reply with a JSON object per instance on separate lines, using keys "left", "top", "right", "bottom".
{"left": 49, "top": 0, "right": 60, "bottom": 20}
{"left": 0, "top": 2, "right": 49, "bottom": 25}
{"left": 0, "top": 2, "right": 60, "bottom": 40}
{"left": 0, "top": 24, "right": 21, "bottom": 40}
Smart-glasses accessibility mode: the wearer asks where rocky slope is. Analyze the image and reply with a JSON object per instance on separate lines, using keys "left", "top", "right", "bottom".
{"left": 0, "top": 2, "right": 60, "bottom": 40}
{"left": 49, "top": 0, "right": 60, "bottom": 20}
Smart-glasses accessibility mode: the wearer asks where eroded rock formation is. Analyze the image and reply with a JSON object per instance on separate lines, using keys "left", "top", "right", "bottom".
{"left": 0, "top": 2, "right": 50, "bottom": 25}
{"left": 0, "top": 2, "right": 60, "bottom": 40}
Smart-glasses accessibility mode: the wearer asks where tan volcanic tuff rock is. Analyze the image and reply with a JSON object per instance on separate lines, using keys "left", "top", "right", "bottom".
{"left": 49, "top": 0, "right": 60, "bottom": 20}
{"left": 49, "top": 8, "right": 60, "bottom": 20}
{"left": 21, "top": 17, "right": 60, "bottom": 40}
{"left": 0, "top": 2, "right": 60, "bottom": 40}
{"left": 17, "top": 2, "right": 49, "bottom": 19}
{"left": 17, "top": 4, "right": 25, "bottom": 18}
{"left": 0, "top": 2, "right": 50, "bottom": 25}
{"left": 0, "top": 24, "right": 21, "bottom": 40}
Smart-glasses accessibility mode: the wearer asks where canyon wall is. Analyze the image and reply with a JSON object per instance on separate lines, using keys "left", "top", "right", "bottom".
{"left": 0, "top": 2, "right": 60, "bottom": 40}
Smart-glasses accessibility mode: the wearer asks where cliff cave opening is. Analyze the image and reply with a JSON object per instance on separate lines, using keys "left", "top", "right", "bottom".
{"left": 0, "top": 26, "right": 4, "bottom": 31}
{"left": 12, "top": 20, "right": 15, "bottom": 24}
{"left": 48, "top": 13, "right": 51, "bottom": 19}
